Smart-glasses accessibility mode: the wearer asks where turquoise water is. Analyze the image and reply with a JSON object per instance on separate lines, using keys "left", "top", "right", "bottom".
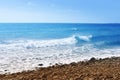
{"left": 0, "top": 23, "right": 119, "bottom": 39}
{"left": 0, "top": 23, "right": 120, "bottom": 74}
{"left": 0, "top": 23, "right": 120, "bottom": 48}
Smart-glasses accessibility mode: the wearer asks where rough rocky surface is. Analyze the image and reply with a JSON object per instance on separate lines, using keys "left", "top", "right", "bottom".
{"left": 0, "top": 57, "right": 120, "bottom": 80}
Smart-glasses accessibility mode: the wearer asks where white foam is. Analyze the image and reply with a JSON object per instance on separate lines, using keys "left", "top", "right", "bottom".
{"left": 0, "top": 36, "right": 120, "bottom": 74}
{"left": 0, "top": 36, "right": 76, "bottom": 49}
{"left": 78, "top": 35, "right": 92, "bottom": 41}
{"left": 72, "top": 34, "right": 92, "bottom": 42}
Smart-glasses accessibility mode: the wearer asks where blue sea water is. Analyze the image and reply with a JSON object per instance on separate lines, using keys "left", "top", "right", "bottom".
{"left": 0, "top": 23, "right": 120, "bottom": 73}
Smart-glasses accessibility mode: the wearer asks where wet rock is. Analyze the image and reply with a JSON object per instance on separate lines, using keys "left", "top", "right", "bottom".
{"left": 4, "top": 70, "right": 7, "bottom": 72}
{"left": 38, "top": 64, "right": 43, "bottom": 66}
{"left": 89, "top": 57, "right": 96, "bottom": 63}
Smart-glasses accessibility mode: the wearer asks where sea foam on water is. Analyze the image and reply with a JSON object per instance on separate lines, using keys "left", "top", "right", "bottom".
{"left": 0, "top": 35, "right": 120, "bottom": 74}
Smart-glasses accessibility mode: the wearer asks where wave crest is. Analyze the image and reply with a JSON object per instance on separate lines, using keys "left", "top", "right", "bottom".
{"left": 0, "top": 35, "right": 93, "bottom": 49}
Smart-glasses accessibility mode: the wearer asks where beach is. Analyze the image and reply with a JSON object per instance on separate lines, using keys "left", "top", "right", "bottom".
{"left": 0, "top": 0, "right": 120, "bottom": 79}
{"left": 0, "top": 23, "right": 120, "bottom": 74}
{"left": 0, "top": 57, "right": 120, "bottom": 80}
{"left": 0, "top": 24, "right": 120, "bottom": 79}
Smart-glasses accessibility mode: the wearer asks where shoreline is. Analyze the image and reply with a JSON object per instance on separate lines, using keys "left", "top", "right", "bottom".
{"left": 0, "top": 57, "right": 120, "bottom": 80}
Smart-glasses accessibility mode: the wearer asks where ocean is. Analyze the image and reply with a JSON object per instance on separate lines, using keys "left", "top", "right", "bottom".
{"left": 0, "top": 23, "right": 120, "bottom": 74}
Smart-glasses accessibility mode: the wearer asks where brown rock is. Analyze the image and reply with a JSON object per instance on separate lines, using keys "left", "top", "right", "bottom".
{"left": 1, "top": 57, "right": 120, "bottom": 80}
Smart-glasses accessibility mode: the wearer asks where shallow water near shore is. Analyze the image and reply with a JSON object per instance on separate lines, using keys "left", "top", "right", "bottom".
{"left": 0, "top": 23, "right": 120, "bottom": 74}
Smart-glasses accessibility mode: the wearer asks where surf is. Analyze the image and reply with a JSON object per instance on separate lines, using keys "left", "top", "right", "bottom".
{"left": 0, "top": 23, "right": 120, "bottom": 74}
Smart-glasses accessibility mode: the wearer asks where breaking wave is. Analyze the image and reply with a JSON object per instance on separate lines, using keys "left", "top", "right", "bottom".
{"left": 0, "top": 35, "right": 92, "bottom": 49}
{"left": 0, "top": 35, "right": 120, "bottom": 74}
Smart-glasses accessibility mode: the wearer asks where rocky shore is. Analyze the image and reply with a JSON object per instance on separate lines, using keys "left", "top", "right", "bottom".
{"left": 0, "top": 57, "right": 120, "bottom": 80}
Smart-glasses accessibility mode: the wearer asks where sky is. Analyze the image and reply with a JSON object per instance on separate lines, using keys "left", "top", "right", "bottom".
{"left": 0, "top": 0, "right": 120, "bottom": 23}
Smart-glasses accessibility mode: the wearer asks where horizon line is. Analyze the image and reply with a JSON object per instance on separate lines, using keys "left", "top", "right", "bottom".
{"left": 0, "top": 22, "right": 120, "bottom": 24}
